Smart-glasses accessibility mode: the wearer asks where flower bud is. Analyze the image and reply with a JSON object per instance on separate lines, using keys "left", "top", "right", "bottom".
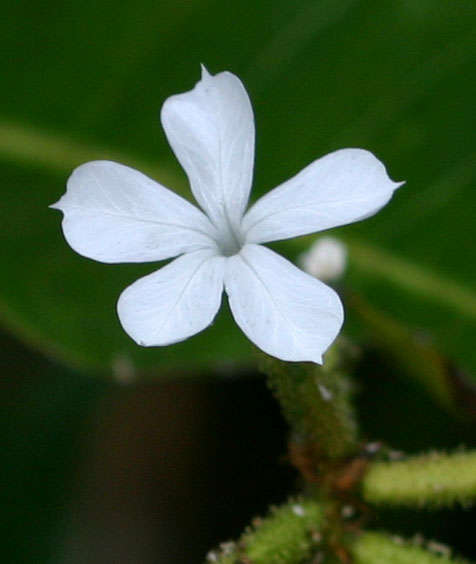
{"left": 299, "top": 237, "right": 347, "bottom": 282}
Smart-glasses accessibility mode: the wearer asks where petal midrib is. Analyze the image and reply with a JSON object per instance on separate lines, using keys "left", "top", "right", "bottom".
{"left": 62, "top": 204, "right": 216, "bottom": 241}
{"left": 236, "top": 248, "right": 300, "bottom": 337}
{"left": 154, "top": 253, "right": 222, "bottom": 340}
{"left": 236, "top": 247, "right": 341, "bottom": 332}
{"left": 243, "top": 196, "right": 387, "bottom": 236}
{"left": 212, "top": 130, "right": 244, "bottom": 250}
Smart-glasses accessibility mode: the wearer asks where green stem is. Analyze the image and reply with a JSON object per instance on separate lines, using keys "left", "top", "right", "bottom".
{"left": 205, "top": 499, "right": 323, "bottom": 564}
{"left": 362, "top": 450, "right": 476, "bottom": 508}
{"left": 352, "top": 532, "right": 470, "bottom": 564}
{"left": 259, "top": 341, "right": 359, "bottom": 464}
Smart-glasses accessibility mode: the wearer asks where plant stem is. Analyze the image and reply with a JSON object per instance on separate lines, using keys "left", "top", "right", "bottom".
{"left": 205, "top": 498, "right": 323, "bottom": 564}
{"left": 352, "top": 531, "right": 470, "bottom": 564}
{"left": 362, "top": 450, "right": 476, "bottom": 508}
{"left": 259, "top": 341, "right": 359, "bottom": 468}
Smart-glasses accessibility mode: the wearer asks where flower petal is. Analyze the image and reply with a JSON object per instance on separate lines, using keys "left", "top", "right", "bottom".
{"left": 242, "top": 148, "right": 403, "bottom": 244}
{"left": 161, "top": 66, "right": 255, "bottom": 231}
{"left": 51, "top": 160, "right": 217, "bottom": 263}
{"left": 117, "top": 249, "right": 225, "bottom": 346}
{"left": 225, "top": 244, "right": 343, "bottom": 364}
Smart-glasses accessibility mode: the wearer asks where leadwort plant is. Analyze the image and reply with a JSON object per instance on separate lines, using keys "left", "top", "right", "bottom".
{"left": 52, "top": 67, "right": 475, "bottom": 563}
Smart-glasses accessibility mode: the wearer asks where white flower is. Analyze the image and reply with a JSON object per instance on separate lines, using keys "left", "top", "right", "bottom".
{"left": 299, "top": 237, "right": 348, "bottom": 282}
{"left": 51, "top": 66, "right": 402, "bottom": 364}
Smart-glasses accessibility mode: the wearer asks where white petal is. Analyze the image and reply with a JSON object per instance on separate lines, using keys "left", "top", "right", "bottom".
{"left": 117, "top": 249, "right": 225, "bottom": 346}
{"left": 51, "top": 161, "right": 217, "bottom": 263}
{"left": 161, "top": 66, "right": 255, "bottom": 231}
{"left": 225, "top": 244, "right": 343, "bottom": 364}
{"left": 242, "top": 148, "right": 403, "bottom": 244}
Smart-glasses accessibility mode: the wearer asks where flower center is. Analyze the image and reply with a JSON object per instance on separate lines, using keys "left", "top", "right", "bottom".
{"left": 215, "top": 220, "right": 244, "bottom": 257}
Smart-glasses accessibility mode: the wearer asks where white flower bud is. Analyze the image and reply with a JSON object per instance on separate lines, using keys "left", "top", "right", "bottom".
{"left": 299, "top": 237, "right": 347, "bottom": 282}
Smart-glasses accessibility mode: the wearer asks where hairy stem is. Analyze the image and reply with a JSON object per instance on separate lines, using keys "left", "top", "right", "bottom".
{"left": 362, "top": 450, "right": 476, "bottom": 508}
{"left": 259, "top": 341, "right": 359, "bottom": 467}
{"left": 205, "top": 499, "right": 323, "bottom": 564}
{"left": 352, "top": 531, "right": 470, "bottom": 564}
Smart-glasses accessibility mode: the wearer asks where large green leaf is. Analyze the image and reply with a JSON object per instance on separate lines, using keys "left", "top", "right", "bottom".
{"left": 1, "top": 0, "right": 475, "bottom": 374}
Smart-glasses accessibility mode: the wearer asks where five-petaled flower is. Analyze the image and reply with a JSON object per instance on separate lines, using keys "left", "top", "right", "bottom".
{"left": 52, "top": 66, "right": 402, "bottom": 364}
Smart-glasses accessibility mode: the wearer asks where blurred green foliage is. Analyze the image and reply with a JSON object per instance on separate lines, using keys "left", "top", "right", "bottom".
{"left": 0, "top": 0, "right": 475, "bottom": 376}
